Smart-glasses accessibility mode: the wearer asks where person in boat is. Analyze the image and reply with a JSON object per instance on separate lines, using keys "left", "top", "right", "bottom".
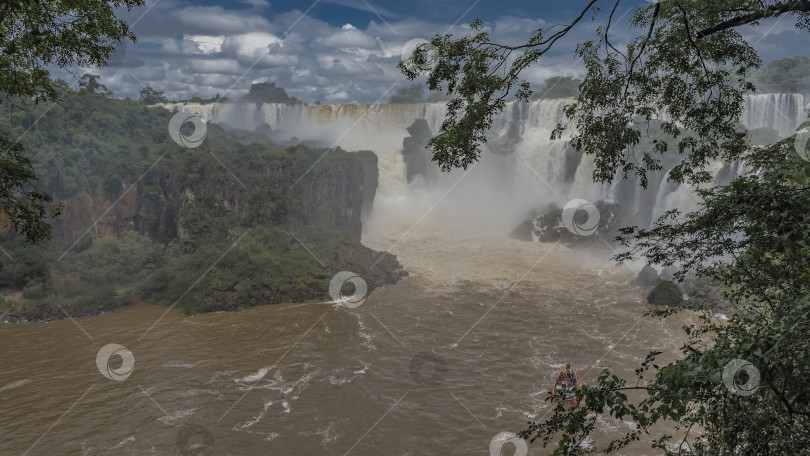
{"left": 552, "top": 363, "right": 580, "bottom": 404}
{"left": 562, "top": 363, "right": 576, "bottom": 387}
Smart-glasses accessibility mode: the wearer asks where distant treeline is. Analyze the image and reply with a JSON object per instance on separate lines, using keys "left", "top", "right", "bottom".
{"left": 386, "top": 76, "right": 581, "bottom": 104}
{"left": 752, "top": 56, "right": 810, "bottom": 94}
{"left": 137, "top": 81, "right": 302, "bottom": 105}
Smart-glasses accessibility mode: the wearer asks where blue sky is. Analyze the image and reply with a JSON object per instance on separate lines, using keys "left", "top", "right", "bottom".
{"left": 71, "top": 0, "right": 808, "bottom": 103}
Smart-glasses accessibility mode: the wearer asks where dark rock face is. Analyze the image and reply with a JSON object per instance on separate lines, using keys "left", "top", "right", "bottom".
{"left": 50, "top": 147, "right": 379, "bottom": 250}
{"left": 562, "top": 145, "right": 583, "bottom": 183}
{"left": 632, "top": 265, "right": 662, "bottom": 287}
{"left": 357, "top": 150, "right": 379, "bottom": 224}
{"left": 647, "top": 280, "right": 685, "bottom": 307}
{"left": 401, "top": 118, "right": 433, "bottom": 183}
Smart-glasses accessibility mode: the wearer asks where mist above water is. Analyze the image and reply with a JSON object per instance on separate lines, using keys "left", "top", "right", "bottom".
{"left": 163, "top": 93, "right": 808, "bottom": 243}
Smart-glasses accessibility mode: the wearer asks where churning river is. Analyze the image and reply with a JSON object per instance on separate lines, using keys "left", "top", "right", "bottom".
{"left": 5, "top": 93, "right": 803, "bottom": 455}
{"left": 1, "top": 228, "right": 695, "bottom": 456}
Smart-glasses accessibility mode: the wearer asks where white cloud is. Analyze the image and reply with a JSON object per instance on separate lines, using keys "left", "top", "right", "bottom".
{"left": 89, "top": 3, "right": 807, "bottom": 104}
{"left": 319, "top": 29, "right": 379, "bottom": 49}
{"left": 186, "top": 35, "right": 225, "bottom": 54}
{"left": 172, "top": 6, "right": 273, "bottom": 35}
{"left": 221, "top": 32, "right": 282, "bottom": 61}
{"left": 187, "top": 58, "right": 244, "bottom": 74}
{"left": 325, "top": 90, "right": 350, "bottom": 101}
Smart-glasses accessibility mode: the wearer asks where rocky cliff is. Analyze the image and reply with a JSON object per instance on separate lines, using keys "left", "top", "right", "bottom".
{"left": 0, "top": 92, "right": 405, "bottom": 321}
{"left": 50, "top": 145, "right": 380, "bottom": 252}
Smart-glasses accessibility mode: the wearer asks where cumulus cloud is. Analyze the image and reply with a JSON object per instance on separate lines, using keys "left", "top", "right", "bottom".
{"left": 319, "top": 29, "right": 379, "bottom": 49}
{"left": 80, "top": 3, "right": 805, "bottom": 104}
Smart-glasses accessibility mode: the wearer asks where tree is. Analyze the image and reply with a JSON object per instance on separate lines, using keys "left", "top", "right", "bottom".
{"left": 401, "top": 1, "right": 810, "bottom": 454}
{"left": 388, "top": 84, "right": 425, "bottom": 103}
{"left": 533, "top": 76, "right": 581, "bottom": 99}
{"left": 239, "top": 82, "right": 300, "bottom": 105}
{"left": 138, "top": 86, "right": 168, "bottom": 104}
{"left": 753, "top": 55, "right": 810, "bottom": 93}
{"left": 0, "top": 0, "right": 144, "bottom": 243}
{"left": 78, "top": 73, "right": 112, "bottom": 96}
{"left": 0, "top": 136, "right": 57, "bottom": 243}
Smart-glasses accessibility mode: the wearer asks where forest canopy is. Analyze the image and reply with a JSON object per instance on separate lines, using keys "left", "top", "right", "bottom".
{"left": 0, "top": 0, "right": 145, "bottom": 243}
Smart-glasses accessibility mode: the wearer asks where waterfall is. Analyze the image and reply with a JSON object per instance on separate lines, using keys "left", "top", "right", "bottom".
{"left": 741, "top": 93, "right": 807, "bottom": 137}
{"left": 158, "top": 92, "right": 808, "bottom": 236}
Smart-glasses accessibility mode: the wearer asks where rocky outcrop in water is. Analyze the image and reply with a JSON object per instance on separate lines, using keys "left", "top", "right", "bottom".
{"left": 633, "top": 266, "right": 731, "bottom": 313}
{"left": 647, "top": 280, "right": 685, "bottom": 307}
{"left": 509, "top": 200, "right": 621, "bottom": 247}
{"left": 632, "top": 265, "right": 662, "bottom": 287}
{"left": 401, "top": 118, "right": 432, "bottom": 183}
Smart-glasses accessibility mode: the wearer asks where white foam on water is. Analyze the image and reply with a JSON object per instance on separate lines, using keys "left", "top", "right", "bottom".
{"left": 237, "top": 367, "right": 270, "bottom": 383}
{"left": 157, "top": 407, "right": 198, "bottom": 425}
{"left": 0, "top": 379, "right": 32, "bottom": 392}
{"left": 163, "top": 360, "right": 203, "bottom": 368}
{"left": 107, "top": 435, "right": 135, "bottom": 450}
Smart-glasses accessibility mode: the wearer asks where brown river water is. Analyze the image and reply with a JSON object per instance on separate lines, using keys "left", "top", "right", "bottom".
{"left": 1, "top": 231, "right": 693, "bottom": 455}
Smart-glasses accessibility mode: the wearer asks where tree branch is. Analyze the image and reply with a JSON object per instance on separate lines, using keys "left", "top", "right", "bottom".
{"left": 481, "top": 0, "right": 600, "bottom": 51}
{"left": 695, "top": 0, "right": 810, "bottom": 39}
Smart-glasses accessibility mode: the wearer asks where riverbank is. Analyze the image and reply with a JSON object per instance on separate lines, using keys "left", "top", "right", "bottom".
{"left": 0, "top": 229, "right": 406, "bottom": 324}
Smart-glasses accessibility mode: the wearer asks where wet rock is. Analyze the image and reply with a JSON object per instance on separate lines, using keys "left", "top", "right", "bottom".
{"left": 0, "top": 312, "right": 23, "bottom": 324}
{"left": 659, "top": 266, "right": 676, "bottom": 281}
{"left": 401, "top": 119, "right": 433, "bottom": 183}
{"left": 632, "top": 265, "right": 661, "bottom": 287}
{"left": 508, "top": 220, "right": 534, "bottom": 242}
{"left": 509, "top": 200, "right": 621, "bottom": 247}
{"left": 647, "top": 280, "right": 685, "bottom": 307}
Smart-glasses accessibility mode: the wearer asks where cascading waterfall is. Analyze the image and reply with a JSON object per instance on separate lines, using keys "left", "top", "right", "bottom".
{"left": 159, "top": 92, "right": 808, "bottom": 237}
{"left": 741, "top": 93, "right": 807, "bottom": 137}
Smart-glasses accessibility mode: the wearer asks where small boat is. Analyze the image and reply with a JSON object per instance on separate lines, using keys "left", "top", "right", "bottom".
{"left": 551, "top": 363, "right": 580, "bottom": 404}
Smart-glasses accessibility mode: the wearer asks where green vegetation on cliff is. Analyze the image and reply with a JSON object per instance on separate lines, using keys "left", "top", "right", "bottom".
{"left": 752, "top": 56, "right": 810, "bottom": 94}
{"left": 0, "top": 84, "right": 403, "bottom": 321}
